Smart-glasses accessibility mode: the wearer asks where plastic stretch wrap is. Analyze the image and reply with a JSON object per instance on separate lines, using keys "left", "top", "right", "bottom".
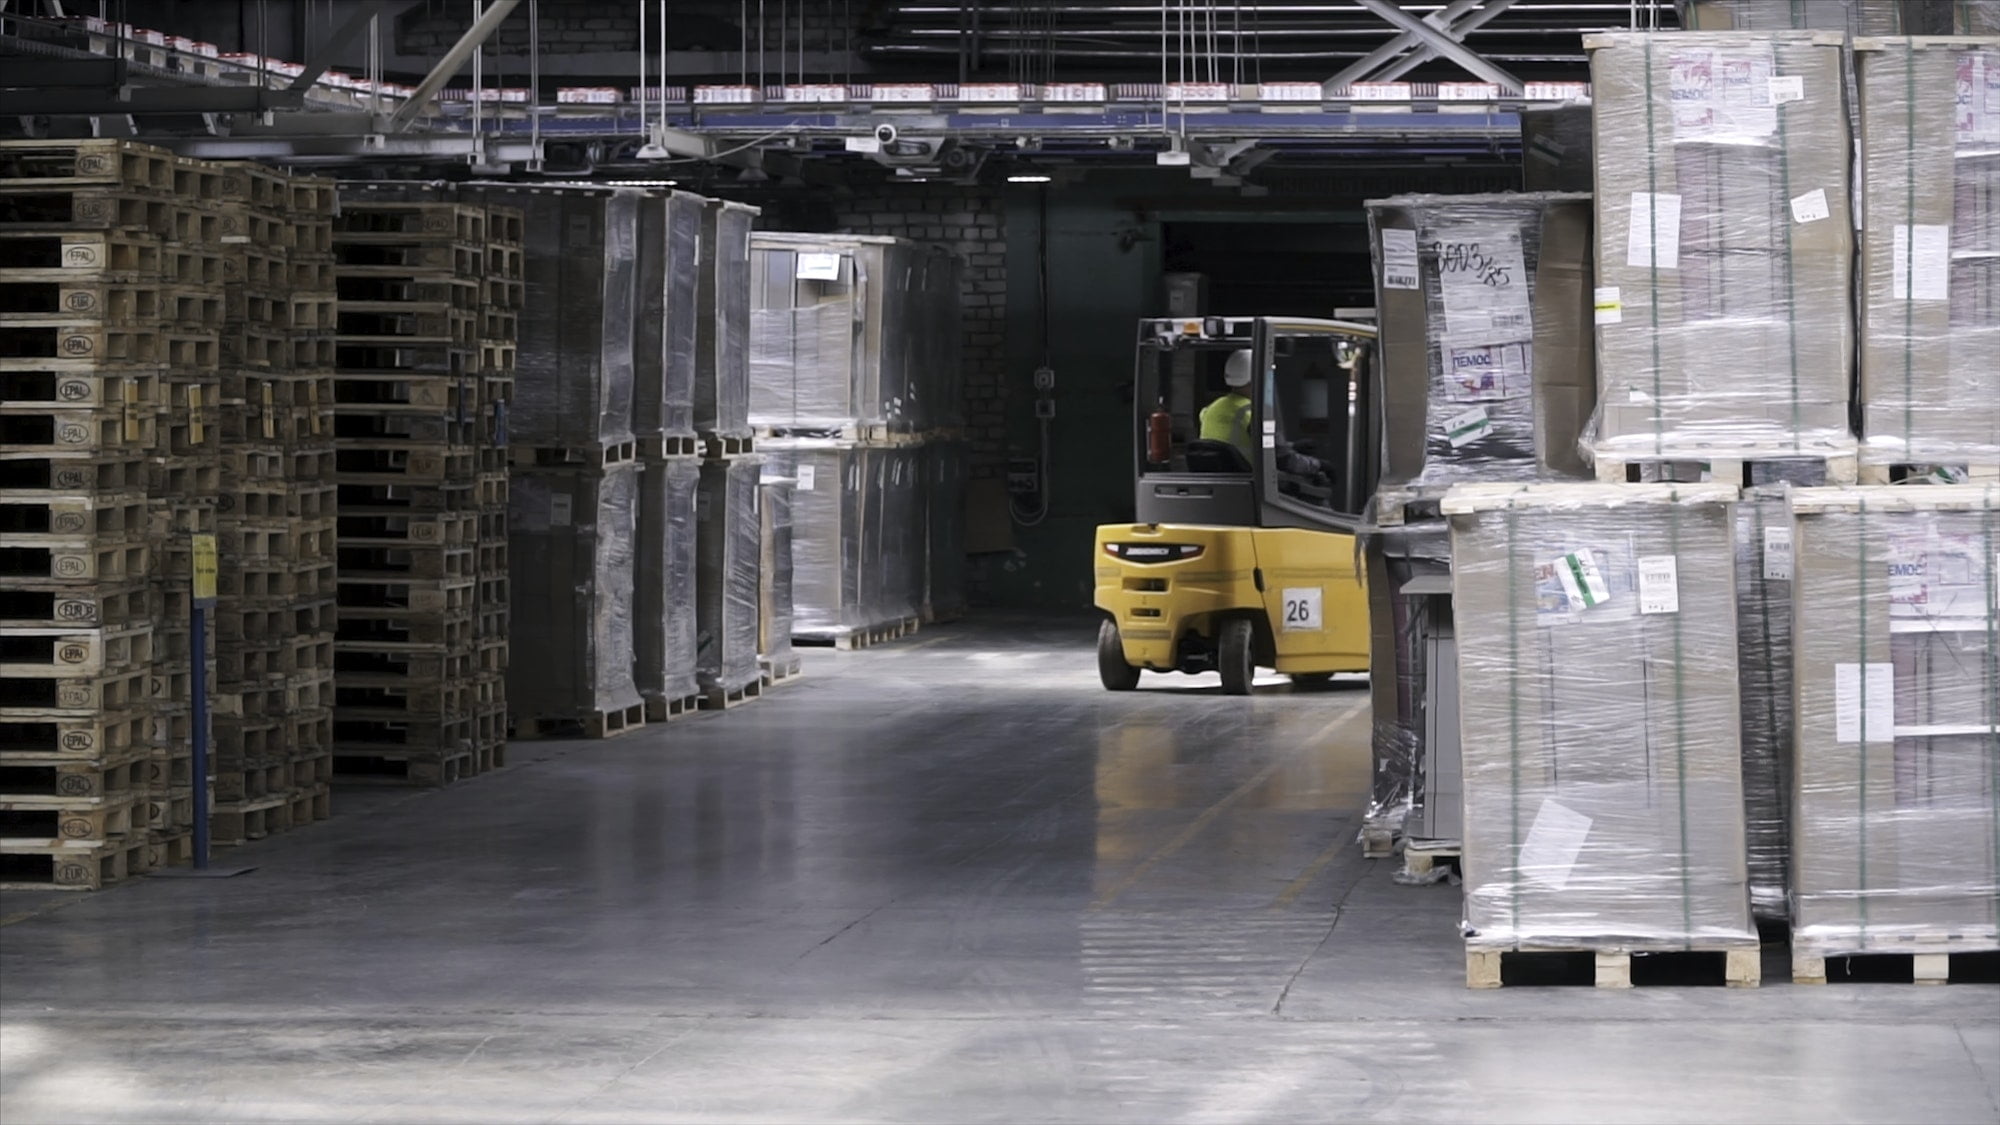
{"left": 1965, "top": 1, "right": 2000, "bottom": 33}
{"left": 506, "top": 464, "right": 642, "bottom": 719}
{"left": 636, "top": 457, "right": 701, "bottom": 707}
{"left": 925, "top": 441, "right": 969, "bottom": 620}
{"left": 1787, "top": 485, "right": 2000, "bottom": 961}
{"left": 749, "top": 233, "right": 963, "bottom": 433}
{"left": 1585, "top": 32, "right": 1855, "bottom": 462}
{"left": 1362, "top": 534, "right": 1449, "bottom": 847}
{"left": 757, "top": 473, "right": 796, "bottom": 661}
{"left": 1854, "top": 38, "right": 2000, "bottom": 465}
{"left": 1676, "top": 0, "right": 1915, "bottom": 33}
{"left": 696, "top": 457, "right": 762, "bottom": 693}
{"left": 488, "top": 186, "right": 640, "bottom": 450}
{"left": 1734, "top": 486, "right": 1795, "bottom": 921}
{"left": 868, "top": 446, "right": 925, "bottom": 626}
{"left": 635, "top": 191, "right": 704, "bottom": 440}
{"left": 1368, "top": 193, "right": 1597, "bottom": 487}
{"left": 1444, "top": 483, "right": 1756, "bottom": 949}
{"left": 1521, "top": 103, "right": 1595, "bottom": 193}
{"left": 764, "top": 442, "right": 867, "bottom": 637}
{"left": 696, "top": 201, "right": 758, "bottom": 440}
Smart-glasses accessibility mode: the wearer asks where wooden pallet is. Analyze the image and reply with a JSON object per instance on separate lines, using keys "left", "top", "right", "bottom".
{"left": 0, "top": 748, "right": 148, "bottom": 800}
{"left": 797, "top": 616, "right": 922, "bottom": 652}
{"left": 331, "top": 748, "right": 476, "bottom": 787}
{"left": 751, "top": 423, "right": 922, "bottom": 445}
{"left": 1591, "top": 448, "right": 1859, "bottom": 487}
{"left": 512, "top": 702, "right": 647, "bottom": 741}
{"left": 640, "top": 435, "right": 700, "bottom": 459}
{"left": 508, "top": 441, "right": 638, "bottom": 468}
{"left": 698, "top": 678, "right": 764, "bottom": 711}
{"left": 1856, "top": 461, "right": 2000, "bottom": 486}
{"left": 759, "top": 654, "right": 803, "bottom": 688}
{"left": 1400, "top": 842, "right": 1460, "bottom": 881}
{"left": 1794, "top": 937, "right": 2000, "bottom": 986}
{"left": 1466, "top": 944, "right": 1762, "bottom": 990}
{"left": 0, "top": 834, "right": 150, "bottom": 890}
{"left": 700, "top": 434, "right": 755, "bottom": 458}
{"left": 642, "top": 692, "right": 702, "bottom": 723}
{"left": 1369, "top": 485, "right": 1450, "bottom": 529}
{"left": 1358, "top": 824, "right": 1398, "bottom": 860}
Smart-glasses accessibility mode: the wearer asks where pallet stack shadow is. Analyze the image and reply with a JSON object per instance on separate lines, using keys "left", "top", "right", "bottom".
{"left": 0, "top": 140, "right": 331, "bottom": 886}
{"left": 749, "top": 232, "right": 967, "bottom": 651}
{"left": 210, "top": 162, "right": 338, "bottom": 843}
{"left": 330, "top": 198, "right": 514, "bottom": 785}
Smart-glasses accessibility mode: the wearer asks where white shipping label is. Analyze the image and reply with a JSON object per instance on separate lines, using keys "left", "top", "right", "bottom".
{"left": 1444, "top": 343, "right": 1531, "bottom": 402}
{"left": 1518, "top": 799, "right": 1593, "bottom": 892}
{"left": 1442, "top": 405, "right": 1493, "bottom": 448}
{"left": 1637, "top": 555, "right": 1680, "bottom": 615}
{"left": 1435, "top": 227, "right": 1532, "bottom": 342}
{"left": 795, "top": 251, "right": 842, "bottom": 281}
{"left": 1593, "top": 286, "right": 1623, "bottom": 326}
{"left": 1280, "top": 587, "right": 1323, "bottom": 633}
{"left": 1767, "top": 74, "right": 1804, "bottom": 105}
{"left": 1552, "top": 551, "right": 1611, "bottom": 612}
{"left": 1626, "top": 192, "right": 1682, "bottom": 270}
{"left": 1891, "top": 225, "right": 1951, "bottom": 302}
{"left": 1834, "top": 662, "right": 1895, "bottom": 744}
{"left": 1762, "top": 526, "right": 1793, "bottom": 581}
{"left": 549, "top": 494, "right": 573, "bottom": 527}
{"left": 1790, "top": 188, "right": 1830, "bottom": 224}
{"left": 1669, "top": 46, "right": 1778, "bottom": 143}
{"left": 796, "top": 464, "right": 816, "bottom": 491}
{"left": 1959, "top": 53, "right": 2000, "bottom": 145}
{"left": 1380, "top": 227, "right": 1420, "bottom": 290}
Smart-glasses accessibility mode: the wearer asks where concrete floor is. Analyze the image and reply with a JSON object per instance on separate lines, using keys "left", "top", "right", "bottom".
{"left": 1, "top": 616, "right": 1995, "bottom": 1124}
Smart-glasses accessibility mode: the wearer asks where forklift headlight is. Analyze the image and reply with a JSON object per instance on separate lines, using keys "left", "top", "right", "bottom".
{"left": 1105, "top": 542, "right": 1204, "bottom": 562}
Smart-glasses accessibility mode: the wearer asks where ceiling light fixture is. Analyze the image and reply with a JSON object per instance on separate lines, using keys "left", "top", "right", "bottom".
{"left": 1007, "top": 174, "right": 1053, "bottom": 183}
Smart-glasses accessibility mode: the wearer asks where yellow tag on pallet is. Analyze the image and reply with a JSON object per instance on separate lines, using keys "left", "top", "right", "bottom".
{"left": 262, "top": 382, "right": 276, "bottom": 439}
{"left": 187, "top": 384, "right": 205, "bottom": 445}
{"left": 191, "top": 533, "right": 218, "bottom": 604}
{"left": 308, "top": 379, "right": 322, "bottom": 435}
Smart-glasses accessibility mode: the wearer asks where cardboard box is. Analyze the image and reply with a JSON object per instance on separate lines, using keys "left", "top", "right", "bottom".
{"left": 1788, "top": 485, "right": 2000, "bottom": 957}
{"left": 1445, "top": 482, "right": 1756, "bottom": 948}
{"left": 1853, "top": 37, "right": 2000, "bottom": 464}
{"left": 1586, "top": 32, "right": 1855, "bottom": 460}
{"left": 1367, "top": 193, "right": 1597, "bottom": 487}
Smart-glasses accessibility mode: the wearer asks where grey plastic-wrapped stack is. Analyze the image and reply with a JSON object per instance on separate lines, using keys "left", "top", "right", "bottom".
{"left": 507, "top": 465, "right": 643, "bottom": 731}
{"left": 757, "top": 471, "right": 798, "bottom": 680}
{"left": 697, "top": 200, "right": 758, "bottom": 445}
{"left": 487, "top": 185, "right": 642, "bottom": 456}
{"left": 1853, "top": 37, "right": 2000, "bottom": 467}
{"left": 1445, "top": 483, "right": 1760, "bottom": 986}
{"left": 748, "top": 232, "right": 966, "bottom": 646}
{"left": 1734, "top": 485, "right": 1795, "bottom": 923}
{"left": 696, "top": 457, "right": 764, "bottom": 700}
{"left": 1367, "top": 192, "right": 1597, "bottom": 488}
{"left": 1787, "top": 484, "right": 2000, "bottom": 983}
{"left": 635, "top": 456, "right": 701, "bottom": 717}
{"left": 1584, "top": 31, "right": 1857, "bottom": 466}
{"left": 635, "top": 190, "right": 704, "bottom": 447}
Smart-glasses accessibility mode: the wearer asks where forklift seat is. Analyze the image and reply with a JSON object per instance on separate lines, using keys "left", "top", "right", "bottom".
{"left": 1185, "top": 439, "right": 1253, "bottom": 475}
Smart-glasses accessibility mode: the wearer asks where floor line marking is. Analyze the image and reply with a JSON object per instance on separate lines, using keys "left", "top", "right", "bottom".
{"left": 1268, "top": 835, "right": 1350, "bottom": 911}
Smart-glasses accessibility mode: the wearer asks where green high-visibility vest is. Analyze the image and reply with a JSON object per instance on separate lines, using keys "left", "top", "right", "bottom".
{"left": 1198, "top": 392, "right": 1254, "bottom": 459}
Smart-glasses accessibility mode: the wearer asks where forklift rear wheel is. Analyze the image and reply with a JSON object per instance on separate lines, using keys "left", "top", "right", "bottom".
{"left": 1218, "top": 618, "right": 1255, "bottom": 696}
{"left": 1097, "top": 620, "right": 1141, "bottom": 691}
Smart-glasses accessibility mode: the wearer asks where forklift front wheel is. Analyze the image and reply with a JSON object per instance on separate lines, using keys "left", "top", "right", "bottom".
{"left": 1218, "top": 617, "right": 1256, "bottom": 696}
{"left": 1097, "top": 619, "right": 1141, "bottom": 692}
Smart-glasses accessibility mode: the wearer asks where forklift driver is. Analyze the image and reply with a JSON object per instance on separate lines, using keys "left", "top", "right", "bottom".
{"left": 1199, "top": 349, "right": 1327, "bottom": 484}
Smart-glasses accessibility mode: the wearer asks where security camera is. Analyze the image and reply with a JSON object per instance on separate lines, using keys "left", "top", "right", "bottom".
{"left": 874, "top": 122, "right": 898, "bottom": 146}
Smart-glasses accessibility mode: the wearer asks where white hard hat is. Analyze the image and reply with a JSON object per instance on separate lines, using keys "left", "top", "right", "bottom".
{"left": 1224, "top": 349, "right": 1253, "bottom": 387}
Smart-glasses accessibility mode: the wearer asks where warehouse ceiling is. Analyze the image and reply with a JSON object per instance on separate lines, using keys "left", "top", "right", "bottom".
{"left": 0, "top": 1, "right": 1673, "bottom": 189}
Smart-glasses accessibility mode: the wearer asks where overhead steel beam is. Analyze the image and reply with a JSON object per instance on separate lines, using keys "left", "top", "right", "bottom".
{"left": 290, "top": 0, "right": 391, "bottom": 92}
{"left": 1375, "top": 0, "right": 1517, "bottom": 83}
{"left": 1347, "top": 0, "right": 1522, "bottom": 94}
{"left": 1328, "top": 0, "right": 1485, "bottom": 89}
{"left": 0, "top": 87, "right": 309, "bottom": 115}
{"left": 387, "top": 0, "right": 524, "bottom": 131}
{"left": 0, "top": 57, "right": 126, "bottom": 87}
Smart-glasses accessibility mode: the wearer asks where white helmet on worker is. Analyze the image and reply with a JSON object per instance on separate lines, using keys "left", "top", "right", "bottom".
{"left": 1224, "top": 349, "right": 1254, "bottom": 388}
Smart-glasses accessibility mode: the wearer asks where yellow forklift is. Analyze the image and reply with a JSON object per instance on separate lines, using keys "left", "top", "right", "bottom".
{"left": 1095, "top": 316, "right": 1378, "bottom": 694}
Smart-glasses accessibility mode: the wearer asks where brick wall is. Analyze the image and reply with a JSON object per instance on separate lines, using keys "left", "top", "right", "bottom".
{"left": 832, "top": 188, "right": 1009, "bottom": 479}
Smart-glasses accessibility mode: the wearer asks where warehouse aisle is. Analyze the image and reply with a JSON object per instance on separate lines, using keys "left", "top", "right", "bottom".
{"left": 1, "top": 618, "right": 1995, "bottom": 1124}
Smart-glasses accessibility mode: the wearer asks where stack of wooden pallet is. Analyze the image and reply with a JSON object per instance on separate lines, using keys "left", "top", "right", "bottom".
{"left": 331, "top": 201, "right": 509, "bottom": 786}
{"left": 209, "top": 162, "right": 338, "bottom": 845}
{"left": 469, "top": 202, "right": 519, "bottom": 771}
{"left": 0, "top": 139, "right": 211, "bottom": 886}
